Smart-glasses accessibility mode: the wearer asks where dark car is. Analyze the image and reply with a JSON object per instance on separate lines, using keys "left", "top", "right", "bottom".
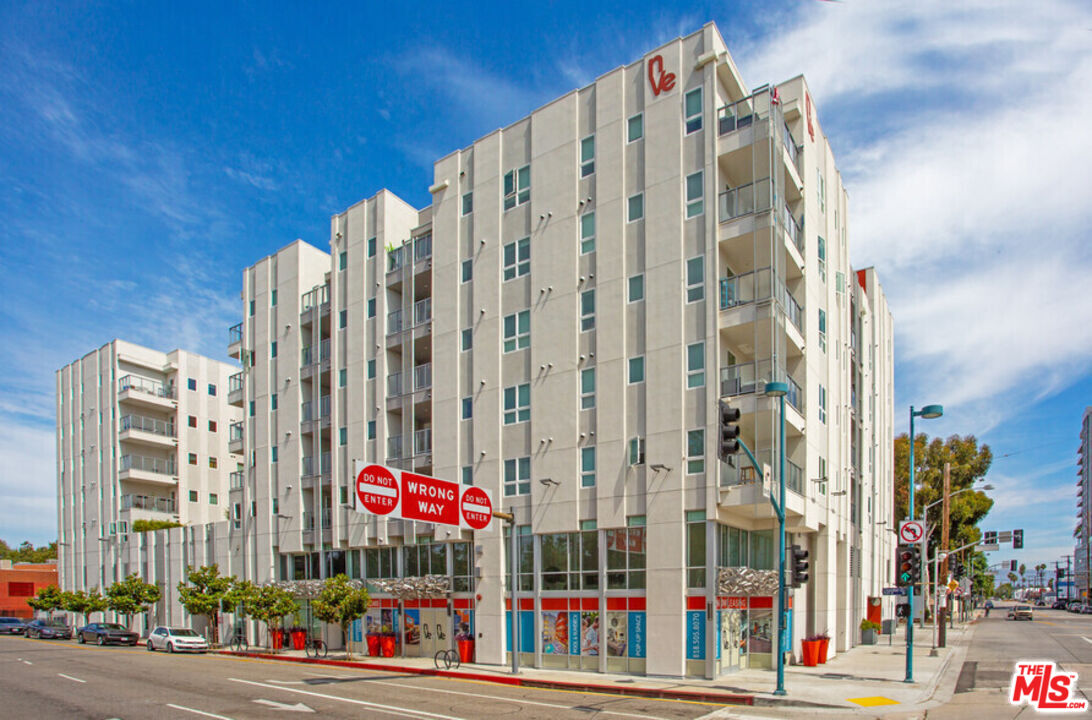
{"left": 0, "top": 617, "right": 27, "bottom": 635}
{"left": 25, "top": 618, "right": 73, "bottom": 640}
{"left": 77, "top": 622, "right": 139, "bottom": 646}
{"left": 1053, "top": 600, "right": 1070, "bottom": 609}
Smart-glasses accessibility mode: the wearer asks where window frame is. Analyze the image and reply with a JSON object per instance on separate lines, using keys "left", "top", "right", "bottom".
{"left": 502, "top": 237, "right": 530, "bottom": 280}
{"left": 502, "top": 309, "right": 530, "bottom": 352}
{"left": 628, "top": 274, "right": 645, "bottom": 303}
{"left": 580, "top": 367, "right": 595, "bottom": 409}
{"left": 685, "top": 170, "right": 704, "bottom": 218}
{"left": 461, "top": 328, "right": 472, "bottom": 351}
{"left": 462, "top": 191, "right": 473, "bottom": 216}
{"left": 580, "top": 446, "right": 596, "bottom": 487}
{"left": 461, "top": 258, "right": 473, "bottom": 283}
{"left": 684, "top": 86, "right": 703, "bottom": 134}
{"left": 504, "top": 456, "right": 531, "bottom": 496}
{"left": 503, "top": 383, "right": 530, "bottom": 425}
{"left": 580, "top": 135, "right": 595, "bottom": 177}
{"left": 580, "top": 289, "right": 595, "bottom": 331}
{"left": 580, "top": 211, "right": 595, "bottom": 254}
{"left": 628, "top": 356, "right": 645, "bottom": 384}
{"left": 627, "top": 113, "right": 643, "bottom": 143}
{"left": 461, "top": 396, "right": 472, "bottom": 420}
{"left": 686, "top": 341, "right": 705, "bottom": 389}
{"left": 686, "top": 255, "right": 705, "bottom": 302}
{"left": 627, "top": 192, "right": 644, "bottom": 222}
{"left": 687, "top": 429, "right": 705, "bottom": 474}
{"left": 503, "top": 165, "right": 530, "bottom": 210}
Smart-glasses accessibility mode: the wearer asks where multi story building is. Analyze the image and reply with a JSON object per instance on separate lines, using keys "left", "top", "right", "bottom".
{"left": 55, "top": 340, "right": 242, "bottom": 629}
{"left": 224, "top": 22, "right": 894, "bottom": 678}
{"left": 1076, "top": 408, "right": 1092, "bottom": 598}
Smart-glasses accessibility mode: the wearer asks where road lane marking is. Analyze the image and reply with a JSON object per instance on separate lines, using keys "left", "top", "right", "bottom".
{"left": 229, "top": 677, "right": 466, "bottom": 720}
{"left": 58, "top": 673, "right": 86, "bottom": 683}
{"left": 253, "top": 698, "right": 314, "bottom": 712}
{"left": 166, "top": 704, "right": 235, "bottom": 720}
{"left": 23, "top": 660, "right": 32, "bottom": 665}
{"left": 1082, "top": 636, "right": 1092, "bottom": 645}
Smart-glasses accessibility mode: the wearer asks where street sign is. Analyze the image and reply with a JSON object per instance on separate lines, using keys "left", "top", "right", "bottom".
{"left": 979, "top": 543, "right": 999, "bottom": 552}
{"left": 883, "top": 587, "right": 907, "bottom": 596}
{"left": 998, "top": 531, "right": 1013, "bottom": 542}
{"left": 354, "top": 461, "right": 494, "bottom": 531}
{"left": 948, "top": 579, "right": 959, "bottom": 592}
{"left": 899, "top": 520, "right": 925, "bottom": 544}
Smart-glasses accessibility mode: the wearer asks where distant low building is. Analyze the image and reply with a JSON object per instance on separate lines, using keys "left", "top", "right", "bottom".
{"left": 0, "top": 560, "right": 58, "bottom": 619}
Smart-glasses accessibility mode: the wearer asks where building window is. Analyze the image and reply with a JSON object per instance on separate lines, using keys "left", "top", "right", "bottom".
{"left": 271, "top": 393, "right": 277, "bottom": 410}
{"left": 462, "top": 397, "right": 472, "bottom": 420}
{"left": 503, "top": 310, "right": 530, "bottom": 352}
{"left": 687, "top": 342, "right": 705, "bottom": 388}
{"left": 189, "top": 490, "right": 198, "bottom": 502}
{"left": 271, "top": 446, "right": 278, "bottom": 463}
{"left": 368, "top": 421, "right": 376, "bottom": 440}
{"left": 686, "top": 256, "right": 704, "bottom": 302}
{"left": 208, "top": 383, "right": 217, "bottom": 396}
{"left": 628, "top": 356, "right": 645, "bottom": 384}
{"left": 339, "top": 485, "right": 348, "bottom": 505}
{"left": 209, "top": 456, "right": 218, "bottom": 469}
{"left": 504, "top": 457, "right": 531, "bottom": 496}
{"left": 817, "top": 236, "right": 826, "bottom": 283}
{"left": 580, "top": 289, "right": 595, "bottom": 331}
{"left": 687, "top": 429, "right": 705, "bottom": 474}
{"left": 339, "top": 251, "right": 347, "bottom": 271}
{"left": 249, "top": 400, "right": 255, "bottom": 417}
{"left": 271, "top": 341, "right": 278, "bottom": 358}
{"left": 503, "top": 165, "right": 530, "bottom": 210}
{"left": 627, "top": 193, "right": 644, "bottom": 222}
{"left": 628, "top": 113, "right": 643, "bottom": 142}
{"left": 685, "top": 171, "right": 704, "bottom": 218}
{"left": 339, "top": 427, "right": 347, "bottom": 446}
{"left": 686, "top": 510, "right": 706, "bottom": 588}
{"left": 629, "top": 436, "right": 645, "bottom": 465}
{"left": 503, "top": 237, "right": 530, "bottom": 280}
{"left": 462, "top": 192, "right": 473, "bottom": 216}
{"left": 685, "top": 87, "right": 703, "bottom": 134}
{"left": 339, "top": 310, "right": 347, "bottom": 329}
{"left": 271, "top": 289, "right": 278, "bottom": 306}
{"left": 461, "top": 258, "right": 472, "bottom": 283}
{"left": 580, "top": 211, "right": 595, "bottom": 254}
{"left": 580, "top": 447, "right": 596, "bottom": 487}
{"left": 367, "top": 298, "right": 376, "bottom": 318}
{"left": 580, "top": 368, "right": 595, "bottom": 409}
{"left": 209, "top": 493, "right": 218, "bottom": 505}
{"left": 461, "top": 328, "right": 472, "bottom": 351}
{"left": 367, "top": 237, "right": 376, "bottom": 257}
{"left": 819, "top": 384, "right": 827, "bottom": 424}
{"left": 580, "top": 135, "right": 595, "bottom": 177}
{"left": 188, "top": 453, "right": 197, "bottom": 466}
{"left": 249, "top": 300, "right": 255, "bottom": 316}
{"left": 628, "top": 274, "right": 644, "bottom": 302}
{"left": 503, "top": 383, "right": 530, "bottom": 424}
{"left": 208, "top": 420, "right": 217, "bottom": 432}
{"left": 818, "top": 308, "right": 827, "bottom": 353}
{"left": 607, "top": 521, "right": 646, "bottom": 589}
{"left": 188, "top": 415, "right": 197, "bottom": 428}
{"left": 462, "top": 466, "right": 472, "bottom": 485}
{"left": 339, "top": 369, "right": 347, "bottom": 387}
{"left": 817, "top": 169, "right": 826, "bottom": 213}
{"left": 187, "top": 378, "right": 197, "bottom": 391}
{"left": 367, "top": 359, "right": 376, "bottom": 379}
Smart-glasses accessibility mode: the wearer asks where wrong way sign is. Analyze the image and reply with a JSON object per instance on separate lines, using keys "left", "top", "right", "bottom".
{"left": 899, "top": 520, "right": 925, "bottom": 544}
{"left": 354, "top": 461, "right": 494, "bottom": 531}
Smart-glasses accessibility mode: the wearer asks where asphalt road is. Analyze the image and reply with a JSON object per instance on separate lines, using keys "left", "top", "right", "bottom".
{"left": 922, "top": 603, "right": 1092, "bottom": 719}
{"left": 0, "top": 635, "right": 768, "bottom": 720}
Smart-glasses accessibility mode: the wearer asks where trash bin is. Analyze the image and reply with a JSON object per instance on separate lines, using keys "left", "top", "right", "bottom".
{"left": 457, "top": 639, "right": 475, "bottom": 664}
{"left": 380, "top": 634, "right": 396, "bottom": 657}
{"left": 882, "top": 619, "right": 895, "bottom": 635}
{"left": 366, "top": 634, "right": 380, "bottom": 656}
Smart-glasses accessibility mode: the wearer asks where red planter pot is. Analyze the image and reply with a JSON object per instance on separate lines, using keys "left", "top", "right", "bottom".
{"left": 457, "top": 639, "right": 475, "bottom": 664}
{"left": 366, "top": 635, "right": 380, "bottom": 656}
{"left": 818, "top": 637, "right": 830, "bottom": 663}
{"left": 801, "top": 640, "right": 821, "bottom": 667}
{"left": 290, "top": 630, "right": 306, "bottom": 650}
{"left": 380, "top": 634, "right": 396, "bottom": 657}
{"left": 271, "top": 629, "right": 284, "bottom": 650}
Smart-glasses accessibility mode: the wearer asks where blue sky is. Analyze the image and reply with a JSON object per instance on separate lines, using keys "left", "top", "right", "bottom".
{"left": 1, "top": 0, "right": 1089, "bottom": 580}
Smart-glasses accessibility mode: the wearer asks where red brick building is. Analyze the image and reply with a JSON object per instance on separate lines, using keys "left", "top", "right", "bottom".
{"left": 0, "top": 560, "right": 58, "bottom": 618}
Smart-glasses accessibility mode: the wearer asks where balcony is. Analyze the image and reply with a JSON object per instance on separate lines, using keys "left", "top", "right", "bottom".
{"left": 300, "top": 339, "right": 330, "bottom": 368}
{"left": 229, "top": 422, "right": 243, "bottom": 454}
{"left": 414, "top": 234, "right": 432, "bottom": 263}
{"left": 229, "top": 471, "right": 244, "bottom": 491}
{"left": 387, "top": 309, "right": 404, "bottom": 335}
{"left": 778, "top": 203, "right": 804, "bottom": 256}
{"left": 387, "top": 372, "right": 403, "bottom": 398}
{"left": 301, "top": 284, "right": 330, "bottom": 312}
{"left": 414, "top": 363, "right": 432, "bottom": 391}
{"left": 301, "top": 452, "right": 331, "bottom": 478}
{"left": 414, "top": 428, "right": 432, "bottom": 456}
{"left": 228, "top": 323, "right": 242, "bottom": 359}
{"left": 119, "top": 414, "right": 176, "bottom": 449}
{"left": 387, "top": 435, "right": 404, "bottom": 461}
{"left": 719, "top": 268, "right": 802, "bottom": 334}
{"left": 720, "top": 360, "right": 803, "bottom": 413}
{"left": 119, "top": 454, "right": 176, "bottom": 486}
{"left": 118, "top": 375, "right": 176, "bottom": 410}
{"left": 121, "top": 493, "right": 177, "bottom": 516}
{"left": 228, "top": 372, "right": 244, "bottom": 407}
{"left": 414, "top": 298, "right": 432, "bottom": 326}
{"left": 718, "top": 178, "right": 772, "bottom": 223}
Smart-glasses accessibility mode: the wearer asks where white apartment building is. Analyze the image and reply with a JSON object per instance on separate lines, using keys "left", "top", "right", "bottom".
{"left": 1076, "top": 408, "right": 1092, "bottom": 598}
{"left": 55, "top": 340, "right": 242, "bottom": 629}
{"left": 220, "top": 22, "right": 895, "bottom": 679}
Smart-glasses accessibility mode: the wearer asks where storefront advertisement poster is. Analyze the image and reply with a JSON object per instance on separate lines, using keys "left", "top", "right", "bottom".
{"left": 748, "top": 609, "right": 772, "bottom": 654}
{"left": 686, "top": 610, "right": 705, "bottom": 660}
{"left": 404, "top": 608, "right": 420, "bottom": 646}
{"left": 628, "top": 611, "right": 646, "bottom": 658}
{"left": 454, "top": 609, "right": 473, "bottom": 642}
{"left": 568, "top": 612, "right": 581, "bottom": 655}
{"left": 581, "top": 611, "right": 600, "bottom": 656}
{"left": 606, "top": 611, "right": 627, "bottom": 657}
{"left": 542, "top": 610, "right": 568, "bottom": 655}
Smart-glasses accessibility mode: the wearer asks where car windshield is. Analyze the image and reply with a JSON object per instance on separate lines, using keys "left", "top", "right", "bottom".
{"left": 169, "top": 629, "right": 200, "bottom": 637}
{"left": 1016, "top": 606, "right": 1031, "bottom": 611}
{"left": 46, "top": 620, "right": 69, "bottom": 627}
{"left": 102, "top": 623, "right": 127, "bottom": 630}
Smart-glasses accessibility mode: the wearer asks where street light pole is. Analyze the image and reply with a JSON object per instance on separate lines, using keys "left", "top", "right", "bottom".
{"left": 906, "top": 403, "right": 942, "bottom": 684}
{"left": 764, "top": 381, "right": 788, "bottom": 697}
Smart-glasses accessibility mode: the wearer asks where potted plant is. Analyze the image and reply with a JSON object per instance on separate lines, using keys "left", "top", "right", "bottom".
{"left": 860, "top": 619, "right": 881, "bottom": 645}
{"left": 816, "top": 630, "right": 831, "bottom": 663}
{"left": 801, "top": 634, "right": 824, "bottom": 666}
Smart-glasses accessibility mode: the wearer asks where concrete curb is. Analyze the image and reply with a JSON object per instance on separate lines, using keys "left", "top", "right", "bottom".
{"left": 217, "top": 650, "right": 757, "bottom": 706}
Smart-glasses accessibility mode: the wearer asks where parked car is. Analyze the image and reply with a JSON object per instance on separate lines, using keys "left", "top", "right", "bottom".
{"left": 1009, "top": 605, "right": 1033, "bottom": 621}
{"left": 0, "top": 617, "right": 27, "bottom": 635}
{"left": 25, "top": 619, "right": 73, "bottom": 639}
{"left": 1052, "top": 600, "right": 1069, "bottom": 609}
{"left": 1081, "top": 605, "right": 1092, "bottom": 615}
{"left": 146, "top": 626, "right": 209, "bottom": 653}
{"left": 77, "top": 622, "right": 139, "bottom": 646}
{"left": 1068, "top": 601, "right": 1084, "bottom": 612}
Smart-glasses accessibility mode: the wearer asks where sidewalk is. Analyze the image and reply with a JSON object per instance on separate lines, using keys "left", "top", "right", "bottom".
{"left": 221, "top": 615, "right": 980, "bottom": 713}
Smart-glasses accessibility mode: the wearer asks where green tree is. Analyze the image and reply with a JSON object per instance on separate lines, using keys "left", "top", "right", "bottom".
{"left": 312, "top": 574, "right": 370, "bottom": 658}
{"left": 177, "top": 564, "right": 234, "bottom": 644}
{"left": 894, "top": 434, "right": 993, "bottom": 550}
{"left": 0, "top": 539, "right": 58, "bottom": 564}
{"left": 969, "top": 552, "right": 994, "bottom": 598}
{"left": 27, "top": 584, "right": 64, "bottom": 618}
{"left": 105, "top": 574, "right": 161, "bottom": 626}
{"left": 995, "top": 582, "right": 1013, "bottom": 599}
{"left": 245, "top": 585, "right": 299, "bottom": 650}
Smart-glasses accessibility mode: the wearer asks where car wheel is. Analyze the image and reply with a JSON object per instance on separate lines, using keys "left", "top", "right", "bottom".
{"left": 167, "top": 642, "right": 174, "bottom": 654}
{"left": 129, "top": 640, "right": 137, "bottom": 646}
{"left": 97, "top": 635, "right": 105, "bottom": 646}
{"left": 78, "top": 634, "right": 85, "bottom": 644}
{"left": 147, "top": 640, "right": 154, "bottom": 651}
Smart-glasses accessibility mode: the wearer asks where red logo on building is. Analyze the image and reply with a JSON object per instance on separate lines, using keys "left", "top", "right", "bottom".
{"left": 647, "top": 55, "right": 676, "bottom": 96}
{"left": 1009, "top": 661, "right": 1087, "bottom": 711}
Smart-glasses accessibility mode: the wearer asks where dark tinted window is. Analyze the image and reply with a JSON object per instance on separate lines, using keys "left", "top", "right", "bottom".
{"left": 102, "top": 623, "right": 126, "bottom": 630}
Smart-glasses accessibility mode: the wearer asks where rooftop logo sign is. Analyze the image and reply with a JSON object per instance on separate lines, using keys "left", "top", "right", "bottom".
{"left": 647, "top": 55, "right": 676, "bottom": 97}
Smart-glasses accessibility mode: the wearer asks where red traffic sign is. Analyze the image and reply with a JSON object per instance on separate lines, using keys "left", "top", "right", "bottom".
{"left": 461, "top": 486, "right": 493, "bottom": 530}
{"left": 401, "top": 471, "right": 460, "bottom": 526}
{"left": 356, "top": 464, "right": 399, "bottom": 515}
{"left": 899, "top": 520, "right": 925, "bottom": 544}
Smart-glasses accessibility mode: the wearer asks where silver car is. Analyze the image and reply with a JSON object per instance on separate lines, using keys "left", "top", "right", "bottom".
{"left": 146, "top": 626, "right": 209, "bottom": 653}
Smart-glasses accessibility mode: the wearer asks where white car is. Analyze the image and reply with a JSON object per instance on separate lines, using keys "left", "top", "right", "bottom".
{"left": 146, "top": 626, "right": 209, "bottom": 653}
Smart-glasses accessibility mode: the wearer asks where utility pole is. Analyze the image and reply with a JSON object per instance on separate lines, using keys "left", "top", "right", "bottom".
{"left": 1063, "top": 555, "right": 1074, "bottom": 601}
{"left": 939, "top": 462, "right": 950, "bottom": 647}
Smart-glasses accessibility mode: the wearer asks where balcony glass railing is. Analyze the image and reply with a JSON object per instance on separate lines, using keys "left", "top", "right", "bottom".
{"left": 786, "top": 460, "right": 803, "bottom": 496}
{"left": 230, "top": 471, "right": 244, "bottom": 490}
{"left": 228, "top": 323, "right": 243, "bottom": 345}
{"left": 387, "top": 245, "right": 406, "bottom": 273}
{"left": 120, "top": 454, "right": 176, "bottom": 476}
{"left": 302, "top": 456, "right": 315, "bottom": 476}
{"left": 414, "top": 234, "right": 432, "bottom": 262}
{"left": 301, "top": 345, "right": 312, "bottom": 366}
{"left": 388, "top": 309, "right": 403, "bottom": 335}
{"left": 718, "top": 178, "right": 773, "bottom": 222}
{"left": 779, "top": 204, "right": 804, "bottom": 254}
{"left": 321, "top": 452, "right": 331, "bottom": 474}
{"left": 319, "top": 395, "right": 330, "bottom": 418}
{"left": 719, "top": 360, "right": 803, "bottom": 412}
{"left": 319, "top": 338, "right": 330, "bottom": 362}
{"left": 718, "top": 268, "right": 803, "bottom": 333}
{"left": 388, "top": 435, "right": 404, "bottom": 460}
{"left": 414, "top": 363, "right": 431, "bottom": 391}
{"left": 718, "top": 94, "right": 765, "bottom": 136}
{"left": 228, "top": 372, "right": 244, "bottom": 395}
{"left": 414, "top": 298, "right": 432, "bottom": 326}
{"left": 301, "top": 284, "right": 329, "bottom": 311}
{"left": 774, "top": 275, "right": 803, "bottom": 333}
{"left": 782, "top": 121, "right": 800, "bottom": 170}
{"left": 118, "top": 375, "right": 174, "bottom": 399}
{"left": 301, "top": 401, "right": 313, "bottom": 422}
{"left": 120, "top": 414, "right": 175, "bottom": 437}
{"left": 387, "top": 372, "right": 403, "bottom": 397}
{"left": 414, "top": 428, "right": 432, "bottom": 456}
{"left": 229, "top": 422, "right": 243, "bottom": 442}
{"left": 121, "top": 494, "right": 176, "bottom": 513}
{"left": 303, "top": 512, "right": 315, "bottom": 531}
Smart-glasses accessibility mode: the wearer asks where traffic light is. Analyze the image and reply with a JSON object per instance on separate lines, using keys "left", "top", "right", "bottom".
{"left": 790, "top": 544, "right": 810, "bottom": 587}
{"left": 897, "top": 544, "right": 921, "bottom": 586}
{"left": 950, "top": 557, "right": 964, "bottom": 579}
{"left": 718, "top": 401, "right": 741, "bottom": 461}
{"left": 1010, "top": 560, "right": 1018, "bottom": 572}
{"left": 1059, "top": 568, "right": 1066, "bottom": 579}
{"left": 984, "top": 530, "right": 997, "bottom": 545}
{"left": 1013, "top": 529, "right": 1024, "bottom": 549}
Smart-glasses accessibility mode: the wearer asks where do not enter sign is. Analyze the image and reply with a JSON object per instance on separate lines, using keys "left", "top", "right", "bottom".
{"left": 461, "top": 486, "right": 492, "bottom": 530}
{"left": 357, "top": 464, "right": 399, "bottom": 515}
{"left": 353, "top": 461, "right": 494, "bottom": 532}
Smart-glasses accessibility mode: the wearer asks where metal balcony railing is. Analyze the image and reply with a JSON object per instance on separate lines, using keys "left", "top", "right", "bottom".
{"left": 387, "top": 435, "right": 404, "bottom": 460}
{"left": 387, "top": 372, "right": 402, "bottom": 397}
{"left": 301, "top": 401, "right": 313, "bottom": 422}
{"left": 388, "top": 309, "right": 403, "bottom": 335}
{"left": 414, "top": 298, "right": 432, "bottom": 326}
{"left": 414, "top": 428, "right": 432, "bottom": 456}
{"left": 303, "top": 512, "right": 315, "bottom": 531}
{"left": 120, "top": 414, "right": 175, "bottom": 437}
{"left": 387, "top": 245, "right": 406, "bottom": 273}
{"left": 229, "top": 422, "right": 243, "bottom": 442}
{"left": 718, "top": 93, "right": 766, "bottom": 136}
{"left": 301, "top": 284, "right": 329, "bottom": 311}
{"left": 779, "top": 203, "right": 804, "bottom": 254}
{"left": 718, "top": 178, "right": 773, "bottom": 222}
{"left": 320, "top": 395, "right": 330, "bottom": 418}
{"left": 121, "top": 494, "right": 176, "bottom": 513}
{"left": 719, "top": 360, "right": 802, "bottom": 413}
{"left": 230, "top": 471, "right": 244, "bottom": 490}
{"left": 302, "top": 456, "right": 315, "bottom": 476}
{"left": 414, "top": 363, "right": 431, "bottom": 391}
{"left": 120, "top": 454, "right": 176, "bottom": 476}
{"left": 228, "top": 372, "right": 244, "bottom": 395}
{"left": 228, "top": 323, "right": 243, "bottom": 345}
{"left": 718, "top": 268, "right": 802, "bottom": 334}
{"left": 414, "top": 234, "right": 432, "bottom": 262}
{"left": 118, "top": 375, "right": 174, "bottom": 399}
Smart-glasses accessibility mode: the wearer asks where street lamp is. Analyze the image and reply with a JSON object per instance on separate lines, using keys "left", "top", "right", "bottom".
{"left": 906, "top": 403, "right": 942, "bottom": 683}
{"left": 764, "top": 381, "right": 789, "bottom": 697}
